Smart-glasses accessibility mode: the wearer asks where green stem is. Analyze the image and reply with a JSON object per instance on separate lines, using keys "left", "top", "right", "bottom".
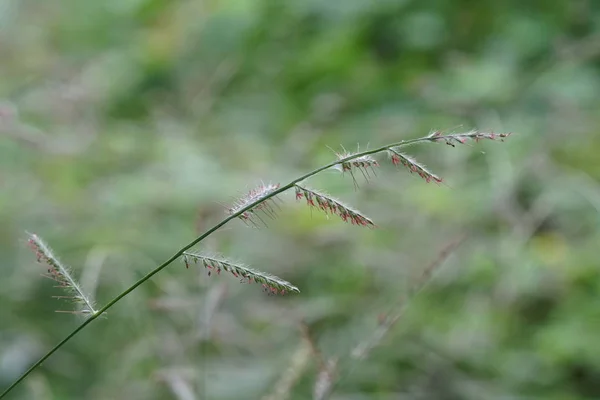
{"left": 0, "top": 135, "right": 439, "bottom": 398}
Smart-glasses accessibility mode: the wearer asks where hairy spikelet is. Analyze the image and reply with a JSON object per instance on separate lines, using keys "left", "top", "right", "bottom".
{"left": 333, "top": 147, "right": 379, "bottom": 187}
{"left": 337, "top": 153, "right": 379, "bottom": 173}
{"left": 183, "top": 252, "right": 299, "bottom": 295}
{"left": 294, "top": 184, "right": 375, "bottom": 228}
{"left": 387, "top": 148, "right": 443, "bottom": 184}
{"left": 27, "top": 233, "right": 97, "bottom": 316}
{"left": 427, "top": 130, "right": 512, "bottom": 146}
{"left": 227, "top": 183, "right": 281, "bottom": 227}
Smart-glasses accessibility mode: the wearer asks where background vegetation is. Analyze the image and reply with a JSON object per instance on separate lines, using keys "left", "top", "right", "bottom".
{"left": 1, "top": 0, "right": 600, "bottom": 399}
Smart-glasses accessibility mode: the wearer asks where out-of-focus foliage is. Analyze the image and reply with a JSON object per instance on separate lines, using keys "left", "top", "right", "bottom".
{"left": 1, "top": 0, "right": 600, "bottom": 399}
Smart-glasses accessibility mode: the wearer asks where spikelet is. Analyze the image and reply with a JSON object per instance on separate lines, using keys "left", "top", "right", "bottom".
{"left": 27, "top": 233, "right": 97, "bottom": 316}
{"left": 227, "top": 183, "right": 282, "bottom": 227}
{"left": 294, "top": 184, "right": 375, "bottom": 228}
{"left": 337, "top": 153, "right": 379, "bottom": 174}
{"left": 387, "top": 148, "right": 443, "bottom": 184}
{"left": 332, "top": 146, "right": 379, "bottom": 188}
{"left": 183, "top": 252, "right": 299, "bottom": 295}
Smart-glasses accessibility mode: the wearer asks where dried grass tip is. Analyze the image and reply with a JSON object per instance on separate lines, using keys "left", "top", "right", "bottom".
{"left": 313, "top": 358, "right": 338, "bottom": 400}
{"left": 387, "top": 149, "right": 443, "bottom": 184}
{"left": 427, "top": 130, "right": 512, "bottom": 146}
{"left": 27, "top": 233, "right": 97, "bottom": 316}
{"left": 183, "top": 252, "right": 300, "bottom": 295}
{"left": 227, "top": 183, "right": 282, "bottom": 227}
{"left": 294, "top": 184, "right": 375, "bottom": 228}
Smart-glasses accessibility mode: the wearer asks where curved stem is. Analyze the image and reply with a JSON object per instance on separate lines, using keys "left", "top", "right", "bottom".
{"left": 0, "top": 135, "right": 443, "bottom": 398}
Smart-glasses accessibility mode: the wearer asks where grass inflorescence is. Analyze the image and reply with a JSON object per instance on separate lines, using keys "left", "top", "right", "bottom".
{"left": 27, "top": 233, "right": 97, "bottom": 316}
{"left": 1, "top": 129, "right": 512, "bottom": 398}
{"left": 183, "top": 251, "right": 299, "bottom": 295}
{"left": 294, "top": 184, "right": 375, "bottom": 228}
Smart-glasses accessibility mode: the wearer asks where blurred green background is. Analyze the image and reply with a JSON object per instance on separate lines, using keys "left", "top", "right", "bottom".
{"left": 1, "top": 0, "right": 600, "bottom": 399}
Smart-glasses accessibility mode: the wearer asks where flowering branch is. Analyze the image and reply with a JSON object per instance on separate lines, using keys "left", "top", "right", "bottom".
{"left": 1, "top": 130, "right": 511, "bottom": 398}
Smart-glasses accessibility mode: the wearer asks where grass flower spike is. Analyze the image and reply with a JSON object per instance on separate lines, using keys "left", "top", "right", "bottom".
{"left": 228, "top": 183, "right": 281, "bottom": 226}
{"left": 428, "top": 130, "right": 512, "bottom": 146}
{"left": 27, "top": 233, "right": 97, "bottom": 316}
{"left": 387, "top": 149, "right": 443, "bottom": 184}
{"left": 337, "top": 153, "right": 379, "bottom": 174}
{"left": 295, "top": 184, "right": 375, "bottom": 228}
{"left": 333, "top": 147, "right": 379, "bottom": 187}
{"left": 183, "top": 252, "right": 299, "bottom": 295}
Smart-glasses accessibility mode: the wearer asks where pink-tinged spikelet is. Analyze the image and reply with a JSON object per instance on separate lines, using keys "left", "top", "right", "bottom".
{"left": 294, "top": 184, "right": 375, "bottom": 228}
{"left": 183, "top": 252, "right": 299, "bottom": 295}
{"left": 27, "top": 233, "right": 97, "bottom": 316}
{"left": 332, "top": 147, "right": 379, "bottom": 188}
{"left": 387, "top": 149, "right": 443, "bottom": 184}
{"left": 227, "top": 183, "right": 282, "bottom": 227}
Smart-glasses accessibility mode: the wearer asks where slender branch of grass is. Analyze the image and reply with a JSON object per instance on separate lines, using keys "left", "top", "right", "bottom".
{"left": 351, "top": 234, "right": 468, "bottom": 360}
{"left": 323, "top": 234, "right": 468, "bottom": 399}
{"left": 261, "top": 337, "right": 312, "bottom": 400}
{"left": 0, "top": 132, "right": 506, "bottom": 398}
